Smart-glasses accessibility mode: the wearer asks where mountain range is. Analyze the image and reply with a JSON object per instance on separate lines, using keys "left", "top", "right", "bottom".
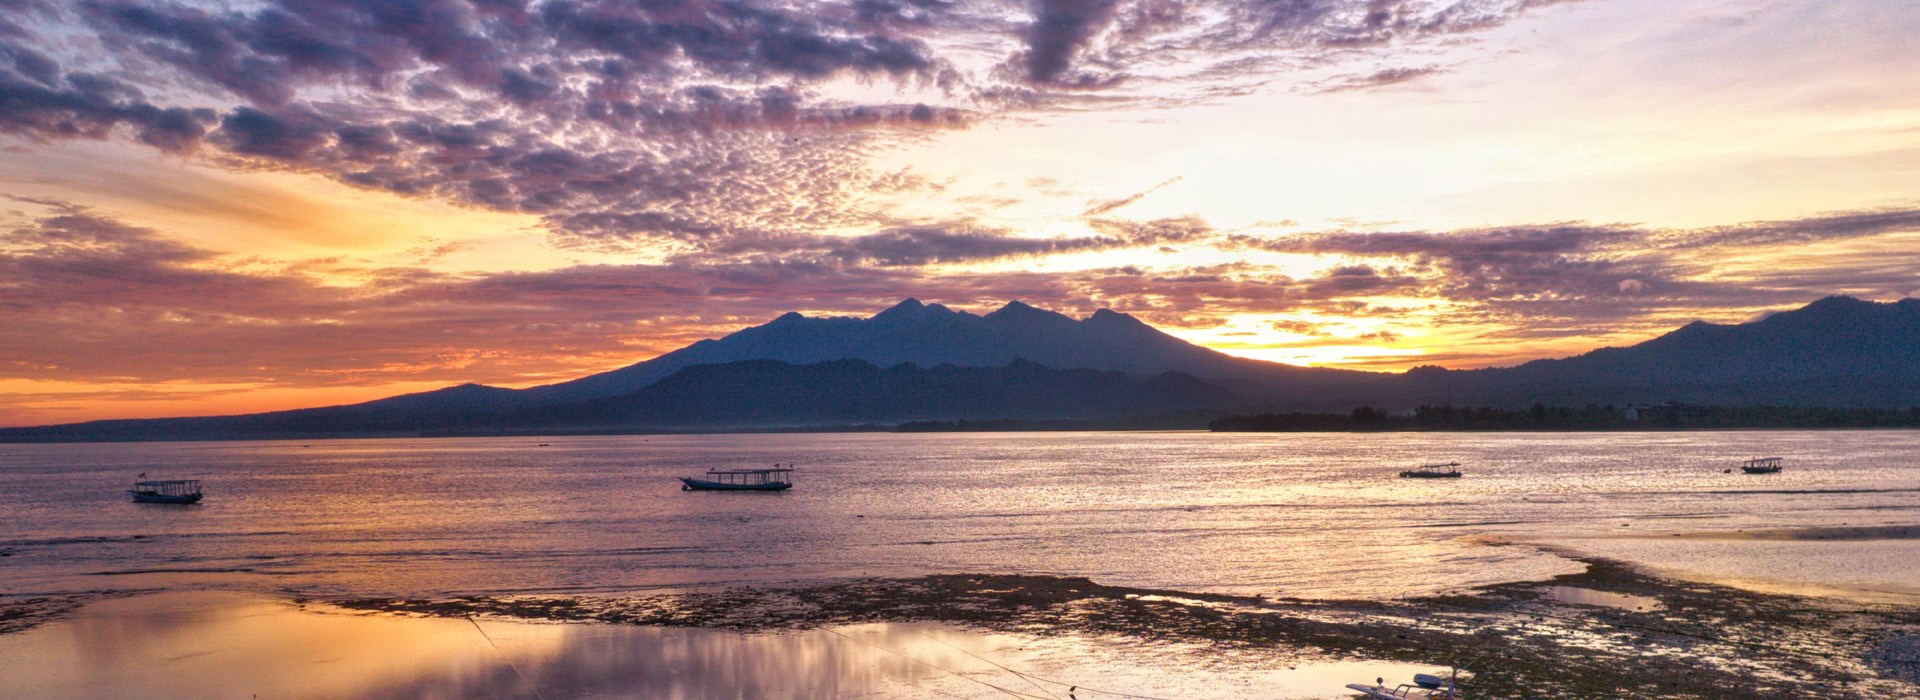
{"left": 4, "top": 295, "right": 1917, "bottom": 441}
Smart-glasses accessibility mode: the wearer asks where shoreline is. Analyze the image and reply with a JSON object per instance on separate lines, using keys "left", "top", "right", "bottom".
{"left": 7, "top": 552, "right": 1920, "bottom": 697}
{"left": 9, "top": 423, "right": 1920, "bottom": 444}
{"left": 316, "top": 554, "right": 1919, "bottom": 699}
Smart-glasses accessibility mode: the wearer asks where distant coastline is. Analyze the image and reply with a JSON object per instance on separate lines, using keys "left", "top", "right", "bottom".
{"left": 1209, "top": 404, "right": 1920, "bottom": 432}
{"left": 10, "top": 405, "right": 1920, "bottom": 443}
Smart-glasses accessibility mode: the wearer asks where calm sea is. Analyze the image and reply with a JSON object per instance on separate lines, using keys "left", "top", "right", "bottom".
{"left": 4, "top": 431, "right": 1918, "bottom": 601}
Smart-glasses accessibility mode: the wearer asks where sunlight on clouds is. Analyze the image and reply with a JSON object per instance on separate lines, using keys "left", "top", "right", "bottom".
{"left": 0, "top": 378, "right": 459, "bottom": 426}
{"left": 0, "top": 141, "right": 557, "bottom": 275}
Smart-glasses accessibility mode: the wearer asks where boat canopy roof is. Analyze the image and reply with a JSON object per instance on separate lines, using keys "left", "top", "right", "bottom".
{"left": 134, "top": 479, "right": 200, "bottom": 487}
{"left": 705, "top": 468, "right": 793, "bottom": 475}
{"left": 1744, "top": 457, "right": 1783, "bottom": 466}
{"left": 1416, "top": 462, "right": 1461, "bottom": 469}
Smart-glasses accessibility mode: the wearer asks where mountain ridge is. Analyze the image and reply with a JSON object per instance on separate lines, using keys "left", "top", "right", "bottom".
{"left": 6, "top": 295, "right": 1920, "bottom": 440}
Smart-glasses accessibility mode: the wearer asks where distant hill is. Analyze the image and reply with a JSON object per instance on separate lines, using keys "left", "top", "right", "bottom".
{"left": 5, "top": 295, "right": 1919, "bottom": 441}
{"left": 1381, "top": 296, "right": 1920, "bottom": 408}
{"left": 0, "top": 360, "right": 1243, "bottom": 440}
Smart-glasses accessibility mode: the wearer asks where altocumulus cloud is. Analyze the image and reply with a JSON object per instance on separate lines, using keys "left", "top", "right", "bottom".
{"left": 1, "top": 0, "right": 1573, "bottom": 252}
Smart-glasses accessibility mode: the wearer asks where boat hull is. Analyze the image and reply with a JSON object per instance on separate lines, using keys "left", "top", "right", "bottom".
{"left": 679, "top": 478, "right": 792, "bottom": 491}
{"left": 1741, "top": 466, "right": 1782, "bottom": 474}
{"left": 129, "top": 491, "right": 203, "bottom": 504}
{"left": 1399, "top": 471, "right": 1462, "bottom": 478}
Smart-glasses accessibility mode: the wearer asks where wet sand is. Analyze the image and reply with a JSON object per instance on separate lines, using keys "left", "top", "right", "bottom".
{"left": 6, "top": 554, "right": 1920, "bottom": 698}
{"left": 1658, "top": 524, "right": 1920, "bottom": 542}
{"left": 326, "top": 555, "right": 1920, "bottom": 699}
{"left": 0, "top": 590, "right": 1439, "bottom": 700}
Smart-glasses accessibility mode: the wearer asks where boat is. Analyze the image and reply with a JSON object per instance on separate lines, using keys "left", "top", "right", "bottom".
{"left": 680, "top": 466, "right": 794, "bottom": 491}
{"left": 129, "top": 479, "right": 203, "bottom": 504}
{"left": 1740, "top": 457, "right": 1783, "bottom": 474}
{"left": 1345, "top": 680, "right": 1456, "bottom": 699}
{"left": 1399, "top": 462, "right": 1463, "bottom": 479}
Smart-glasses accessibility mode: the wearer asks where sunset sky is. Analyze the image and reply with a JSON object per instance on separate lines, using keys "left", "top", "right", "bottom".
{"left": 3, "top": 0, "right": 1919, "bottom": 425}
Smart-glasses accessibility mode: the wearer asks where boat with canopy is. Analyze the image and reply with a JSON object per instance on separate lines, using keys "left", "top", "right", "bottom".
{"left": 1399, "top": 462, "right": 1463, "bottom": 479}
{"left": 129, "top": 479, "right": 203, "bottom": 504}
{"left": 680, "top": 466, "right": 794, "bottom": 491}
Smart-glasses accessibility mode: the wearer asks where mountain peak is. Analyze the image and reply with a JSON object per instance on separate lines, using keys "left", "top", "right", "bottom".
{"left": 1792, "top": 295, "right": 1871, "bottom": 317}
{"left": 878, "top": 297, "right": 923, "bottom": 314}
{"left": 984, "top": 299, "right": 1076, "bottom": 327}
{"left": 871, "top": 298, "right": 940, "bottom": 322}
{"left": 1085, "top": 308, "right": 1143, "bottom": 326}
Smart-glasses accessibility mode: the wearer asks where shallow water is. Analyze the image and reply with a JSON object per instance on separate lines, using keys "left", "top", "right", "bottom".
{"left": 2, "top": 431, "right": 1917, "bottom": 602}
{"left": 0, "top": 591, "right": 1438, "bottom": 699}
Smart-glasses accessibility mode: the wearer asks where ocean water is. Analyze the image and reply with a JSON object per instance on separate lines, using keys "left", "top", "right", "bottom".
{"left": 3, "top": 430, "right": 1918, "bottom": 602}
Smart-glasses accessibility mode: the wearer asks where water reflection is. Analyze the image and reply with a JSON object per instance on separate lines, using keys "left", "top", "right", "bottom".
{"left": 1539, "top": 586, "right": 1662, "bottom": 611}
{"left": 6, "top": 431, "right": 1913, "bottom": 602}
{"left": 0, "top": 592, "right": 1439, "bottom": 699}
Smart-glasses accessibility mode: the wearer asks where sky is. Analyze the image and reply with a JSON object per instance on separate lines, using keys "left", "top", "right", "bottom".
{"left": 2, "top": 0, "right": 1919, "bottom": 425}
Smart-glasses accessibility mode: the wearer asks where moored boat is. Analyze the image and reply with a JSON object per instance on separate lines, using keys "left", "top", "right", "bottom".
{"left": 1740, "top": 457, "right": 1783, "bottom": 474}
{"left": 1345, "top": 680, "right": 1456, "bottom": 699}
{"left": 680, "top": 466, "right": 794, "bottom": 491}
{"left": 129, "top": 479, "right": 203, "bottom": 504}
{"left": 1399, "top": 462, "right": 1463, "bottom": 479}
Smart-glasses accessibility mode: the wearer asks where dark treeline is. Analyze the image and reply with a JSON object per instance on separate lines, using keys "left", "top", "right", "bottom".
{"left": 1210, "top": 404, "right": 1920, "bottom": 432}
{"left": 896, "top": 411, "right": 1219, "bottom": 432}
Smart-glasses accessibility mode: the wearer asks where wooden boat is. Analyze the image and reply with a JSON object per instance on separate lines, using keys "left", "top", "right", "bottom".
{"left": 680, "top": 466, "right": 793, "bottom": 491}
{"left": 1399, "top": 462, "right": 1463, "bottom": 479}
{"left": 129, "top": 479, "right": 202, "bottom": 504}
{"left": 1741, "top": 457, "right": 1783, "bottom": 474}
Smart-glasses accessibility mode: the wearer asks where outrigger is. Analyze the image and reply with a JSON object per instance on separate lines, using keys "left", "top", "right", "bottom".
{"left": 1347, "top": 672, "right": 1459, "bottom": 699}
{"left": 129, "top": 479, "right": 203, "bottom": 504}
{"left": 679, "top": 466, "right": 794, "bottom": 491}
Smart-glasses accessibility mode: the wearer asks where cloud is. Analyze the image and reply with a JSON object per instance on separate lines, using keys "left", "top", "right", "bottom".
{"left": 1021, "top": 0, "right": 1125, "bottom": 86}
{"left": 694, "top": 215, "right": 1214, "bottom": 266}
{"left": 1227, "top": 207, "right": 1920, "bottom": 329}
{"left": 0, "top": 60, "right": 214, "bottom": 152}
{"left": 1080, "top": 175, "right": 1183, "bottom": 217}
{"left": 1315, "top": 65, "right": 1444, "bottom": 93}
{"left": 0, "top": 0, "right": 1586, "bottom": 254}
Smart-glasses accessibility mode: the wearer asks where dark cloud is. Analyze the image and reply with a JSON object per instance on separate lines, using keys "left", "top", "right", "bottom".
{"left": 0, "top": 62, "right": 214, "bottom": 152}
{"left": 1219, "top": 207, "right": 1920, "bottom": 334}
{"left": 1022, "top": 0, "right": 1125, "bottom": 85}
{"left": 1661, "top": 208, "right": 1920, "bottom": 250}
